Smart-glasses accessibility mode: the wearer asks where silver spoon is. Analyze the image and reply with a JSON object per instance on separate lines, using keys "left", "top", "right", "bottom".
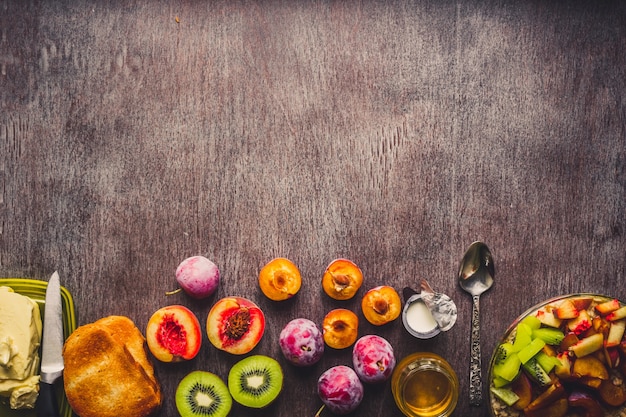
{"left": 458, "top": 241, "right": 494, "bottom": 406}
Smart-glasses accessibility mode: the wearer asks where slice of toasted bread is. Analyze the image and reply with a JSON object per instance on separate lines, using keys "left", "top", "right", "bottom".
{"left": 62, "top": 316, "right": 161, "bottom": 417}
{"left": 92, "top": 316, "right": 157, "bottom": 382}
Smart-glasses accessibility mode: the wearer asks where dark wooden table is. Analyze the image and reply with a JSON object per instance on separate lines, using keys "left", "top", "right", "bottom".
{"left": 2, "top": 1, "right": 626, "bottom": 416}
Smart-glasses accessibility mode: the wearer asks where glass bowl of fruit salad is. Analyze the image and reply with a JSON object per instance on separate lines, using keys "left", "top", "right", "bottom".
{"left": 488, "top": 293, "right": 626, "bottom": 417}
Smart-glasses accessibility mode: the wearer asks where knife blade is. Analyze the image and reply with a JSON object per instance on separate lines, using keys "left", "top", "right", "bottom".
{"left": 36, "top": 271, "right": 64, "bottom": 417}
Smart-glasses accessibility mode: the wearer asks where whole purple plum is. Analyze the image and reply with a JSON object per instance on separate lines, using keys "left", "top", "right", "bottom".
{"left": 174, "top": 256, "right": 220, "bottom": 299}
{"left": 279, "top": 318, "right": 324, "bottom": 366}
{"left": 352, "top": 334, "right": 396, "bottom": 383}
{"left": 317, "top": 365, "right": 363, "bottom": 415}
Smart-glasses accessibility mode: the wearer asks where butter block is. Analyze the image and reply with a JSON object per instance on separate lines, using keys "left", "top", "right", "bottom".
{"left": 0, "top": 286, "right": 43, "bottom": 409}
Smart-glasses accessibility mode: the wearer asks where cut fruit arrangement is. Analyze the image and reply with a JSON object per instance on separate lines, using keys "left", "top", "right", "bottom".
{"left": 489, "top": 295, "right": 626, "bottom": 417}
{"left": 137, "top": 255, "right": 402, "bottom": 417}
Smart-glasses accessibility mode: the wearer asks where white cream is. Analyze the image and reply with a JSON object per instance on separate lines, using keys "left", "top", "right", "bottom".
{"left": 405, "top": 299, "right": 438, "bottom": 334}
{"left": 0, "top": 286, "right": 43, "bottom": 409}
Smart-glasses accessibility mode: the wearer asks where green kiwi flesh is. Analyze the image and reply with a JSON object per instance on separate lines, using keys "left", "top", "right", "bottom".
{"left": 175, "top": 371, "right": 233, "bottom": 417}
{"left": 228, "top": 354, "right": 283, "bottom": 408}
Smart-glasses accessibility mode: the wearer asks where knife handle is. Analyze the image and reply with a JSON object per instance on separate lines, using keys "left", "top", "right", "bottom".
{"left": 36, "top": 382, "right": 60, "bottom": 417}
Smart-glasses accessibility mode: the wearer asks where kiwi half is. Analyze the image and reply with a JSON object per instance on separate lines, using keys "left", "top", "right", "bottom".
{"left": 228, "top": 354, "right": 283, "bottom": 408}
{"left": 176, "top": 371, "right": 232, "bottom": 417}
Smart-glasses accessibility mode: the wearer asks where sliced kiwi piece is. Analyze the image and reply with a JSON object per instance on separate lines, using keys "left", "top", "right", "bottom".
{"left": 494, "top": 342, "right": 516, "bottom": 365}
{"left": 176, "top": 371, "right": 232, "bottom": 417}
{"left": 228, "top": 354, "right": 283, "bottom": 408}
{"left": 490, "top": 386, "right": 520, "bottom": 406}
{"left": 522, "top": 357, "right": 552, "bottom": 387}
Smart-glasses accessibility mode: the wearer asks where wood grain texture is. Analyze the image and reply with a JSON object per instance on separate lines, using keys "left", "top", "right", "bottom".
{"left": 1, "top": 1, "right": 625, "bottom": 416}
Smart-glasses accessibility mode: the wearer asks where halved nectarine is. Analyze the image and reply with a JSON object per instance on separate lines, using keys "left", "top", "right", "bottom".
{"left": 259, "top": 257, "right": 302, "bottom": 301}
{"left": 146, "top": 305, "right": 202, "bottom": 362}
{"left": 361, "top": 285, "right": 401, "bottom": 326}
{"left": 322, "top": 308, "right": 358, "bottom": 349}
{"left": 322, "top": 259, "right": 363, "bottom": 300}
{"left": 207, "top": 297, "right": 265, "bottom": 355}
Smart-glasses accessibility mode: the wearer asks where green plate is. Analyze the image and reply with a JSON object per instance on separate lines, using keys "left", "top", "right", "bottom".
{"left": 0, "top": 278, "right": 77, "bottom": 417}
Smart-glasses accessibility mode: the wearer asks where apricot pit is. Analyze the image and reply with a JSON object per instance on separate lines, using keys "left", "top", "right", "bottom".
{"left": 361, "top": 285, "right": 401, "bottom": 326}
{"left": 322, "top": 259, "right": 363, "bottom": 300}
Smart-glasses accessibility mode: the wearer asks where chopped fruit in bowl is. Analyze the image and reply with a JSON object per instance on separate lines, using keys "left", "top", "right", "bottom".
{"left": 488, "top": 294, "right": 626, "bottom": 417}
{"left": 206, "top": 297, "right": 265, "bottom": 355}
{"left": 322, "top": 258, "right": 363, "bottom": 300}
{"left": 361, "top": 285, "right": 402, "bottom": 325}
{"left": 258, "top": 257, "right": 302, "bottom": 301}
{"left": 322, "top": 308, "right": 359, "bottom": 349}
{"left": 146, "top": 305, "right": 202, "bottom": 362}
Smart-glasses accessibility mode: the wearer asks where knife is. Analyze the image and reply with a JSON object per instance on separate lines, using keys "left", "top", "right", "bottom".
{"left": 36, "top": 271, "right": 64, "bottom": 417}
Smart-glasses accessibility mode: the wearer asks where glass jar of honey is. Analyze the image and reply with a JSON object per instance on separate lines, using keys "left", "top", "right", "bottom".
{"left": 391, "top": 352, "right": 459, "bottom": 417}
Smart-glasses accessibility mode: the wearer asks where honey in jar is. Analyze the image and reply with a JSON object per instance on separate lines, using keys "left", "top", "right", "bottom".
{"left": 391, "top": 352, "right": 458, "bottom": 417}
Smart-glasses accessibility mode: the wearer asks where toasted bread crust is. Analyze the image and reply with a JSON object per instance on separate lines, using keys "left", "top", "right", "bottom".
{"left": 91, "top": 316, "right": 157, "bottom": 382}
{"left": 62, "top": 316, "right": 161, "bottom": 417}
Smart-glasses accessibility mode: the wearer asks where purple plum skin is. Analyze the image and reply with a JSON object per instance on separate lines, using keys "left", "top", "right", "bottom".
{"left": 175, "top": 256, "right": 220, "bottom": 299}
{"left": 317, "top": 365, "right": 364, "bottom": 415}
{"left": 352, "top": 335, "right": 396, "bottom": 383}
{"left": 279, "top": 318, "right": 324, "bottom": 366}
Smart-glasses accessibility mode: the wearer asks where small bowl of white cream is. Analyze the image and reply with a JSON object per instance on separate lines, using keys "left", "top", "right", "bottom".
{"left": 401, "top": 282, "right": 458, "bottom": 339}
{"left": 402, "top": 293, "right": 441, "bottom": 339}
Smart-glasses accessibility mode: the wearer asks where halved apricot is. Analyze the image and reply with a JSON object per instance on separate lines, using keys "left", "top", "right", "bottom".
{"left": 361, "top": 285, "right": 401, "bottom": 326}
{"left": 322, "top": 259, "right": 363, "bottom": 300}
{"left": 259, "top": 257, "right": 302, "bottom": 301}
{"left": 322, "top": 308, "right": 358, "bottom": 349}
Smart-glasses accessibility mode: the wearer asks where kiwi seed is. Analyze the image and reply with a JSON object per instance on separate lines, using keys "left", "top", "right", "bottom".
{"left": 175, "top": 371, "right": 232, "bottom": 417}
{"left": 228, "top": 354, "right": 283, "bottom": 408}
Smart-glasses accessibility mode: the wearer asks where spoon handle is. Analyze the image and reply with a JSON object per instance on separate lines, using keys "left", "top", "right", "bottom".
{"left": 469, "top": 294, "right": 483, "bottom": 406}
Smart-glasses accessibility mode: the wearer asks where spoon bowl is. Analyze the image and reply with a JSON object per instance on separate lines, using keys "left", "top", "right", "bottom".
{"left": 459, "top": 241, "right": 495, "bottom": 296}
{"left": 458, "top": 241, "right": 494, "bottom": 406}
